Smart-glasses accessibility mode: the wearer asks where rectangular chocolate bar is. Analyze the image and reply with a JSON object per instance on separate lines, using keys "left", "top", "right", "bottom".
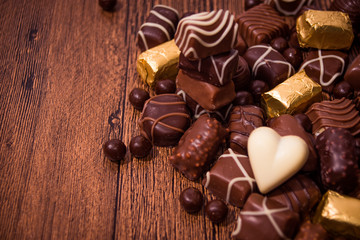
{"left": 136, "top": 39, "right": 180, "bottom": 86}
{"left": 296, "top": 10, "right": 354, "bottom": 50}
{"left": 261, "top": 70, "right": 322, "bottom": 118}
{"left": 313, "top": 190, "right": 360, "bottom": 239}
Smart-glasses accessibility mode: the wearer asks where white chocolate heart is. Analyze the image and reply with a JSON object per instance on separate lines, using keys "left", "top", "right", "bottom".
{"left": 248, "top": 127, "right": 308, "bottom": 194}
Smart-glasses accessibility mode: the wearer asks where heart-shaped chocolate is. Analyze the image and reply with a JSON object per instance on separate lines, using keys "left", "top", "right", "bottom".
{"left": 248, "top": 127, "right": 308, "bottom": 194}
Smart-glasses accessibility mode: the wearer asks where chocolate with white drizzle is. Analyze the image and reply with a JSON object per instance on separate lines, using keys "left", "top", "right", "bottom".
{"left": 174, "top": 9, "right": 238, "bottom": 60}
{"left": 138, "top": 94, "right": 191, "bottom": 147}
{"left": 232, "top": 193, "right": 300, "bottom": 240}
{"left": 228, "top": 105, "right": 265, "bottom": 155}
{"left": 243, "top": 44, "right": 295, "bottom": 88}
{"left": 265, "top": 0, "right": 313, "bottom": 16}
{"left": 299, "top": 49, "right": 348, "bottom": 93}
{"left": 178, "top": 49, "right": 239, "bottom": 87}
{"left": 137, "top": 5, "right": 179, "bottom": 52}
{"left": 169, "top": 115, "right": 228, "bottom": 181}
{"left": 203, "top": 148, "right": 257, "bottom": 208}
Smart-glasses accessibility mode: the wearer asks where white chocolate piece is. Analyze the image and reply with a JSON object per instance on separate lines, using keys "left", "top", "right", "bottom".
{"left": 247, "top": 127, "right": 308, "bottom": 194}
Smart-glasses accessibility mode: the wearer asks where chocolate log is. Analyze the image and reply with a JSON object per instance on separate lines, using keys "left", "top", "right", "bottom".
{"left": 137, "top": 5, "right": 179, "bottom": 52}
{"left": 243, "top": 44, "right": 295, "bottom": 88}
{"left": 268, "top": 114, "right": 318, "bottom": 172}
{"left": 236, "top": 4, "right": 289, "bottom": 47}
{"left": 305, "top": 97, "right": 360, "bottom": 136}
{"left": 138, "top": 94, "right": 191, "bottom": 147}
{"left": 228, "top": 105, "right": 265, "bottom": 155}
{"left": 175, "top": 10, "right": 238, "bottom": 60}
{"left": 203, "top": 148, "right": 256, "bottom": 208}
{"left": 267, "top": 174, "right": 321, "bottom": 219}
{"left": 344, "top": 55, "right": 360, "bottom": 91}
{"left": 315, "top": 127, "right": 359, "bottom": 194}
{"left": 169, "top": 115, "right": 228, "bottom": 181}
{"left": 176, "top": 70, "right": 236, "bottom": 111}
{"left": 232, "top": 193, "right": 300, "bottom": 240}
{"left": 178, "top": 49, "right": 239, "bottom": 87}
{"left": 299, "top": 49, "right": 348, "bottom": 93}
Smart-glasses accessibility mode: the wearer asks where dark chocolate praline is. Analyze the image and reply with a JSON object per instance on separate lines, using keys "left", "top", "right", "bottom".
{"left": 205, "top": 199, "right": 228, "bottom": 223}
{"left": 129, "top": 135, "right": 152, "bottom": 158}
{"left": 179, "top": 187, "right": 203, "bottom": 213}
{"left": 103, "top": 139, "right": 126, "bottom": 162}
{"left": 129, "top": 88, "right": 150, "bottom": 111}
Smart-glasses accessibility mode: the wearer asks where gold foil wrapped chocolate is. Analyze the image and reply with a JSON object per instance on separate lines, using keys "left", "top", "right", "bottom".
{"left": 261, "top": 70, "right": 322, "bottom": 118}
{"left": 296, "top": 10, "right": 354, "bottom": 50}
{"left": 313, "top": 190, "right": 360, "bottom": 239}
{"left": 137, "top": 39, "right": 180, "bottom": 86}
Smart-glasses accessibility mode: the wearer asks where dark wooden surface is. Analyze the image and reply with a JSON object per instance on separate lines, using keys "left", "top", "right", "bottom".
{"left": 0, "top": 0, "right": 355, "bottom": 239}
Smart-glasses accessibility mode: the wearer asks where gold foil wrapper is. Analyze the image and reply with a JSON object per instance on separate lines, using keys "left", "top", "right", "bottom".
{"left": 313, "top": 190, "right": 360, "bottom": 239}
{"left": 296, "top": 10, "right": 354, "bottom": 50}
{"left": 261, "top": 70, "right": 322, "bottom": 118}
{"left": 136, "top": 39, "right": 180, "bottom": 86}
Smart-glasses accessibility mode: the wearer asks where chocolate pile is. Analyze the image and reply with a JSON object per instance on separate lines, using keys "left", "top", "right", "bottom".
{"left": 125, "top": 1, "right": 360, "bottom": 239}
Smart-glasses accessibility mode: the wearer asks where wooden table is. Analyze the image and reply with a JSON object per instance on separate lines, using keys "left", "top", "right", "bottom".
{"left": 0, "top": 0, "right": 357, "bottom": 239}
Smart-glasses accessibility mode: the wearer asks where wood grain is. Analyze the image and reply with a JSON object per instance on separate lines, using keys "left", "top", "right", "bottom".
{"left": 0, "top": 0, "right": 357, "bottom": 239}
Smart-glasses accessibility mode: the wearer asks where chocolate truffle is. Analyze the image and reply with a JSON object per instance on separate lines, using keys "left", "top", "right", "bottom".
{"left": 299, "top": 49, "right": 348, "bottom": 93}
{"left": 236, "top": 4, "right": 289, "bottom": 47}
{"left": 175, "top": 10, "right": 238, "bottom": 60}
{"left": 232, "top": 193, "right": 300, "bottom": 240}
{"left": 178, "top": 49, "right": 239, "bottom": 87}
{"left": 283, "top": 47, "right": 303, "bottom": 70}
{"left": 232, "top": 56, "right": 251, "bottom": 91}
{"left": 179, "top": 187, "right": 203, "bottom": 213}
{"left": 129, "top": 135, "right": 152, "bottom": 158}
{"left": 229, "top": 105, "right": 264, "bottom": 155}
{"left": 268, "top": 114, "right": 318, "bottom": 172}
{"left": 316, "top": 127, "right": 359, "bottom": 194}
{"left": 129, "top": 88, "right": 150, "bottom": 110}
{"left": 155, "top": 79, "right": 176, "bottom": 95}
{"left": 98, "top": 0, "right": 117, "bottom": 11}
{"left": 103, "top": 139, "right": 126, "bottom": 162}
{"left": 267, "top": 174, "right": 321, "bottom": 218}
{"left": 344, "top": 55, "right": 360, "bottom": 90}
{"left": 137, "top": 5, "right": 179, "bottom": 52}
{"left": 270, "top": 37, "right": 288, "bottom": 53}
{"left": 169, "top": 115, "right": 228, "bottom": 181}
{"left": 294, "top": 220, "right": 329, "bottom": 240}
{"left": 333, "top": 81, "right": 354, "bottom": 99}
{"left": 139, "top": 94, "right": 191, "bottom": 147}
{"left": 244, "top": 45, "right": 295, "bottom": 88}
{"left": 205, "top": 200, "right": 228, "bottom": 223}
{"left": 233, "top": 91, "right": 254, "bottom": 106}
{"left": 305, "top": 97, "right": 360, "bottom": 136}
{"left": 203, "top": 148, "right": 257, "bottom": 207}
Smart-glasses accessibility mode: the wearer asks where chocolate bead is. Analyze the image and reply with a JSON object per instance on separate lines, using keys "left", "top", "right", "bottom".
{"left": 289, "top": 31, "right": 301, "bottom": 49}
{"left": 179, "top": 187, "right": 203, "bottom": 213}
{"left": 294, "top": 113, "right": 312, "bottom": 133}
{"left": 129, "top": 88, "right": 150, "bottom": 111}
{"left": 270, "top": 37, "right": 288, "bottom": 53}
{"left": 333, "top": 81, "right": 354, "bottom": 99}
{"left": 233, "top": 91, "right": 254, "bottom": 106}
{"left": 98, "top": 0, "right": 117, "bottom": 11}
{"left": 205, "top": 200, "right": 228, "bottom": 223}
{"left": 249, "top": 80, "right": 269, "bottom": 103}
{"left": 103, "top": 139, "right": 126, "bottom": 162}
{"left": 155, "top": 79, "right": 176, "bottom": 95}
{"left": 245, "top": 0, "right": 261, "bottom": 10}
{"left": 129, "top": 135, "right": 152, "bottom": 158}
{"left": 283, "top": 47, "right": 303, "bottom": 70}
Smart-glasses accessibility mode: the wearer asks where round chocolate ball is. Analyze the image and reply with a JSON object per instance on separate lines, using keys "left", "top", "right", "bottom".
{"left": 233, "top": 91, "right": 254, "bottom": 106}
{"left": 289, "top": 31, "right": 301, "bottom": 49}
{"left": 98, "top": 0, "right": 117, "bottom": 11}
{"left": 205, "top": 199, "right": 228, "bottom": 223}
{"left": 249, "top": 80, "right": 269, "bottom": 103}
{"left": 103, "top": 139, "right": 126, "bottom": 162}
{"left": 180, "top": 187, "right": 203, "bottom": 213}
{"left": 283, "top": 47, "right": 303, "bottom": 70}
{"left": 155, "top": 79, "right": 176, "bottom": 95}
{"left": 333, "top": 81, "right": 354, "bottom": 99}
{"left": 129, "top": 88, "right": 150, "bottom": 111}
{"left": 245, "top": 0, "right": 261, "bottom": 11}
{"left": 294, "top": 113, "right": 312, "bottom": 133}
{"left": 129, "top": 135, "right": 152, "bottom": 158}
{"left": 270, "top": 37, "right": 288, "bottom": 53}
